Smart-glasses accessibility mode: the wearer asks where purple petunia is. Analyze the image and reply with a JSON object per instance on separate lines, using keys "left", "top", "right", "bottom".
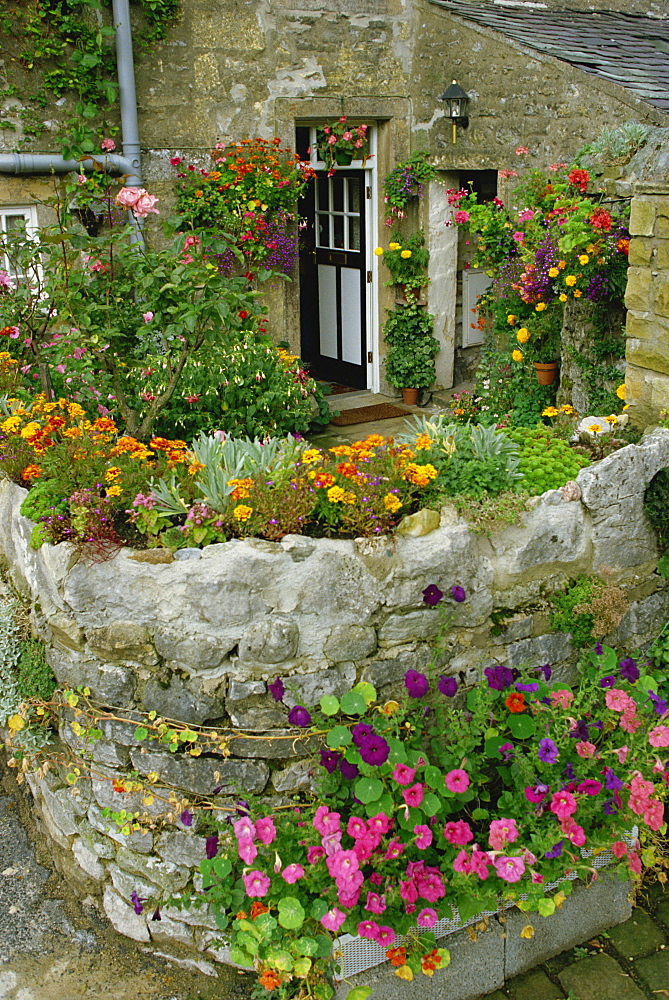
{"left": 438, "top": 675, "right": 458, "bottom": 697}
{"left": 320, "top": 749, "right": 342, "bottom": 774}
{"left": 484, "top": 664, "right": 514, "bottom": 691}
{"left": 603, "top": 798, "right": 619, "bottom": 815}
{"left": 544, "top": 840, "right": 564, "bottom": 859}
{"left": 604, "top": 768, "right": 623, "bottom": 791}
{"left": 451, "top": 585, "right": 467, "bottom": 603}
{"left": 205, "top": 835, "right": 219, "bottom": 859}
{"left": 619, "top": 658, "right": 640, "bottom": 683}
{"left": 180, "top": 809, "right": 193, "bottom": 827}
{"left": 131, "top": 890, "right": 145, "bottom": 915}
{"left": 351, "top": 723, "right": 376, "bottom": 747}
{"left": 422, "top": 584, "right": 444, "bottom": 606}
{"left": 563, "top": 762, "right": 576, "bottom": 780}
{"left": 599, "top": 675, "right": 616, "bottom": 688}
{"left": 404, "top": 670, "right": 429, "bottom": 698}
{"left": 151, "top": 906, "right": 161, "bottom": 921}
{"left": 538, "top": 738, "right": 559, "bottom": 763}
{"left": 339, "top": 759, "right": 359, "bottom": 780}
{"left": 358, "top": 735, "right": 390, "bottom": 766}
{"left": 569, "top": 720, "right": 591, "bottom": 741}
{"left": 288, "top": 705, "right": 312, "bottom": 728}
{"left": 649, "top": 691, "right": 668, "bottom": 715}
{"left": 516, "top": 682, "right": 539, "bottom": 692}
{"left": 268, "top": 676, "right": 285, "bottom": 702}
{"left": 594, "top": 643, "right": 604, "bottom": 655}
{"left": 537, "top": 663, "right": 552, "bottom": 681}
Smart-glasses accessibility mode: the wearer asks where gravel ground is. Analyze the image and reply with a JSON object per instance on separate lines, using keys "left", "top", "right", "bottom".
{"left": 0, "top": 770, "right": 253, "bottom": 1000}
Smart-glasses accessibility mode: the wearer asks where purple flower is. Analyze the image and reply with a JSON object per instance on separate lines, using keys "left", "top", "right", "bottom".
{"left": 358, "top": 735, "right": 390, "bottom": 766}
{"left": 599, "top": 675, "right": 616, "bottom": 688}
{"left": 537, "top": 663, "right": 552, "bottom": 681}
{"left": 603, "top": 798, "right": 619, "bottom": 815}
{"left": 205, "top": 835, "right": 219, "bottom": 859}
{"left": 594, "top": 643, "right": 604, "bottom": 655}
{"left": 544, "top": 840, "right": 564, "bottom": 859}
{"left": 438, "top": 676, "right": 458, "bottom": 697}
{"left": 569, "top": 720, "right": 591, "bottom": 741}
{"left": 180, "top": 809, "right": 193, "bottom": 827}
{"left": 484, "top": 665, "right": 514, "bottom": 691}
{"left": 422, "top": 584, "right": 443, "bottom": 606}
{"left": 451, "top": 585, "right": 467, "bottom": 603}
{"left": 151, "top": 906, "right": 161, "bottom": 921}
{"left": 563, "top": 762, "right": 575, "bottom": 780}
{"left": 516, "top": 682, "right": 539, "bottom": 692}
{"left": 319, "top": 749, "right": 342, "bottom": 773}
{"left": 499, "top": 742, "right": 514, "bottom": 762}
{"left": 649, "top": 691, "right": 668, "bottom": 715}
{"left": 604, "top": 768, "right": 623, "bottom": 791}
{"left": 404, "top": 670, "right": 429, "bottom": 698}
{"left": 268, "top": 677, "right": 285, "bottom": 702}
{"left": 352, "top": 723, "right": 376, "bottom": 747}
{"left": 619, "top": 658, "right": 639, "bottom": 683}
{"left": 131, "top": 890, "right": 145, "bottom": 915}
{"left": 538, "top": 738, "right": 559, "bottom": 763}
{"left": 339, "top": 759, "right": 359, "bottom": 780}
{"left": 288, "top": 705, "right": 312, "bottom": 728}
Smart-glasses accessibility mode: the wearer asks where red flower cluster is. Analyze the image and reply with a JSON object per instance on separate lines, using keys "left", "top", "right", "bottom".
{"left": 568, "top": 168, "right": 590, "bottom": 193}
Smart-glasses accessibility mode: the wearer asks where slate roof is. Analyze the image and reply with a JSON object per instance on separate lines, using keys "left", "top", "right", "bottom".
{"left": 427, "top": 1, "right": 669, "bottom": 112}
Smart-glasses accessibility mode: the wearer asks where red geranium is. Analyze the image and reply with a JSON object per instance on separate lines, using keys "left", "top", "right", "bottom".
{"left": 568, "top": 168, "right": 589, "bottom": 193}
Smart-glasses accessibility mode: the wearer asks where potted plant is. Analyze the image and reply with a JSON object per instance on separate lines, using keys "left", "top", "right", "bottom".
{"left": 383, "top": 151, "right": 437, "bottom": 221}
{"left": 375, "top": 230, "right": 430, "bottom": 301}
{"left": 316, "top": 117, "right": 372, "bottom": 174}
{"left": 512, "top": 308, "right": 561, "bottom": 384}
{"left": 383, "top": 302, "right": 439, "bottom": 403}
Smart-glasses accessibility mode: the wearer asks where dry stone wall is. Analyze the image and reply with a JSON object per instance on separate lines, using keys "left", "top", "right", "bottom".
{"left": 1, "top": 429, "right": 669, "bottom": 967}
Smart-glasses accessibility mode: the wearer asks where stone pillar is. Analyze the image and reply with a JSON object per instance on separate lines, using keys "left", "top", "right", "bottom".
{"left": 625, "top": 181, "right": 669, "bottom": 426}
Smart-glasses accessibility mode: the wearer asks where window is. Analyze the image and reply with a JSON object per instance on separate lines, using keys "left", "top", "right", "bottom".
{"left": 0, "top": 205, "right": 39, "bottom": 279}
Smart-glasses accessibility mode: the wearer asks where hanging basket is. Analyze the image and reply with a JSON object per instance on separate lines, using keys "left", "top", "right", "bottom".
{"left": 534, "top": 361, "right": 559, "bottom": 386}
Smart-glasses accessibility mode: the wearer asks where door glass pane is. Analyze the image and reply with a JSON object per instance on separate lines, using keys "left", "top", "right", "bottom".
{"left": 348, "top": 180, "right": 360, "bottom": 213}
{"left": 332, "top": 177, "right": 344, "bottom": 213}
{"left": 317, "top": 213, "right": 329, "bottom": 248}
{"left": 333, "top": 214, "right": 344, "bottom": 249}
{"left": 316, "top": 175, "right": 329, "bottom": 210}
{"left": 348, "top": 216, "right": 361, "bottom": 251}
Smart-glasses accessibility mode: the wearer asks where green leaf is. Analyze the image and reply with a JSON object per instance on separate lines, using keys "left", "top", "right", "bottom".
{"left": 506, "top": 714, "right": 536, "bottom": 739}
{"left": 422, "top": 792, "right": 441, "bottom": 817}
{"left": 315, "top": 934, "right": 334, "bottom": 958}
{"left": 537, "top": 898, "right": 556, "bottom": 917}
{"left": 472, "top": 807, "right": 490, "bottom": 821}
{"left": 345, "top": 988, "right": 374, "bottom": 1000}
{"left": 293, "top": 956, "right": 312, "bottom": 978}
{"left": 326, "top": 725, "right": 352, "bottom": 748}
{"left": 423, "top": 765, "right": 443, "bottom": 789}
{"left": 386, "top": 737, "right": 407, "bottom": 764}
{"left": 229, "top": 945, "right": 254, "bottom": 967}
{"left": 485, "top": 735, "right": 511, "bottom": 759}
{"left": 213, "top": 856, "right": 232, "bottom": 879}
{"left": 277, "top": 896, "right": 305, "bottom": 930}
{"left": 351, "top": 681, "right": 376, "bottom": 705}
{"left": 339, "top": 690, "right": 367, "bottom": 715}
{"left": 266, "top": 947, "right": 294, "bottom": 971}
{"left": 657, "top": 553, "right": 669, "bottom": 578}
{"left": 457, "top": 892, "right": 486, "bottom": 923}
{"left": 237, "top": 930, "right": 259, "bottom": 954}
{"left": 310, "top": 899, "right": 328, "bottom": 921}
{"left": 133, "top": 726, "right": 148, "bottom": 741}
{"left": 296, "top": 935, "right": 319, "bottom": 956}
{"left": 365, "top": 792, "right": 394, "bottom": 818}
{"left": 355, "top": 776, "right": 384, "bottom": 804}
{"left": 320, "top": 695, "right": 340, "bottom": 716}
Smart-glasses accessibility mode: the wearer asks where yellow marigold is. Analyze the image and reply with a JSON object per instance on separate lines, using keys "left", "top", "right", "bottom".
{"left": 342, "top": 490, "right": 356, "bottom": 504}
{"left": 104, "top": 466, "right": 122, "bottom": 482}
{"left": 512, "top": 350, "right": 524, "bottom": 363}
{"left": 20, "top": 421, "right": 42, "bottom": 440}
{"left": 374, "top": 247, "right": 384, "bottom": 256}
{"left": 353, "top": 448, "right": 374, "bottom": 459}
{"left": 151, "top": 436, "right": 187, "bottom": 451}
{"left": 542, "top": 406, "right": 559, "bottom": 417}
{"left": 329, "top": 445, "right": 352, "bottom": 457}
{"left": 605, "top": 414, "right": 619, "bottom": 425}
{"left": 402, "top": 463, "right": 438, "bottom": 487}
{"left": 400, "top": 250, "right": 412, "bottom": 259}
{"left": 188, "top": 461, "right": 205, "bottom": 476}
{"left": 558, "top": 260, "right": 567, "bottom": 269}
{"left": 586, "top": 244, "right": 596, "bottom": 253}
{"left": 565, "top": 275, "right": 577, "bottom": 286}
{"left": 66, "top": 402, "right": 86, "bottom": 418}
{"left": 301, "top": 448, "right": 322, "bottom": 463}
{"left": 548, "top": 267, "right": 560, "bottom": 278}
{"left": 507, "top": 314, "right": 517, "bottom": 325}
{"left": 383, "top": 494, "right": 402, "bottom": 513}
{"left": 106, "top": 485, "right": 122, "bottom": 497}
{"left": 559, "top": 404, "right": 576, "bottom": 415}
{"left": 233, "top": 504, "right": 253, "bottom": 521}
{"left": 414, "top": 434, "right": 432, "bottom": 451}
{"left": 327, "top": 486, "right": 348, "bottom": 503}
{"left": 559, "top": 293, "right": 568, "bottom": 302}
{"left": 573, "top": 289, "right": 582, "bottom": 297}
{"left": 389, "top": 242, "right": 401, "bottom": 251}
{"left": 93, "top": 417, "right": 117, "bottom": 433}
{"left": 1, "top": 415, "right": 21, "bottom": 434}
{"left": 364, "top": 434, "right": 385, "bottom": 446}
{"left": 578, "top": 254, "right": 589, "bottom": 265}
{"left": 616, "top": 384, "right": 626, "bottom": 400}
{"left": 535, "top": 302, "right": 547, "bottom": 312}
{"left": 516, "top": 328, "right": 530, "bottom": 344}
{"left": 21, "top": 464, "right": 42, "bottom": 480}
{"left": 588, "top": 423, "right": 603, "bottom": 434}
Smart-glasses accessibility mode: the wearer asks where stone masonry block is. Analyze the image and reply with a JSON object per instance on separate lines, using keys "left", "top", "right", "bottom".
{"left": 627, "top": 237, "right": 654, "bottom": 267}
{"left": 558, "top": 953, "right": 646, "bottom": 1000}
{"left": 624, "top": 267, "right": 652, "bottom": 312}
{"left": 629, "top": 198, "right": 656, "bottom": 237}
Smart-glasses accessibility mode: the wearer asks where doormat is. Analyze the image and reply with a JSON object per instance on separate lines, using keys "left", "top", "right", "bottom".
{"left": 319, "top": 382, "right": 358, "bottom": 396}
{"left": 330, "top": 403, "right": 410, "bottom": 426}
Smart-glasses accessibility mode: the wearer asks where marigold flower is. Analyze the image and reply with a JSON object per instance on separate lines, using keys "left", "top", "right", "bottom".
{"left": 588, "top": 423, "right": 602, "bottom": 434}
{"left": 559, "top": 293, "right": 568, "bottom": 302}
{"left": 374, "top": 246, "right": 384, "bottom": 256}
{"left": 400, "top": 250, "right": 412, "bottom": 259}
{"left": 384, "top": 493, "right": 402, "bottom": 513}
{"left": 104, "top": 466, "right": 122, "bottom": 482}
{"left": 300, "top": 447, "right": 322, "bottom": 463}
{"left": 616, "top": 384, "right": 626, "bottom": 400}
{"left": 516, "top": 328, "right": 530, "bottom": 344}
{"left": 573, "top": 289, "right": 582, "bottom": 297}
{"left": 21, "top": 464, "right": 42, "bottom": 480}
{"left": 512, "top": 350, "right": 524, "bottom": 363}
{"left": 548, "top": 267, "right": 560, "bottom": 278}
{"left": 106, "top": 485, "right": 122, "bottom": 497}
{"left": 507, "top": 314, "right": 517, "bottom": 325}
{"left": 388, "top": 242, "right": 401, "bottom": 251}
{"left": 565, "top": 275, "right": 577, "bottom": 286}
{"left": 233, "top": 504, "right": 253, "bottom": 521}
{"left": 1, "top": 415, "right": 21, "bottom": 434}
{"left": 535, "top": 302, "right": 547, "bottom": 312}
{"left": 578, "top": 254, "right": 589, "bottom": 265}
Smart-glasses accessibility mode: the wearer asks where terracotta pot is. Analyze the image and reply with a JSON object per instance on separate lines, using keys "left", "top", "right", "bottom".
{"left": 396, "top": 284, "right": 427, "bottom": 304}
{"left": 534, "top": 361, "right": 559, "bottom": 386}
{"left": 402, "top": 387, "right": 420, "bottom": 405}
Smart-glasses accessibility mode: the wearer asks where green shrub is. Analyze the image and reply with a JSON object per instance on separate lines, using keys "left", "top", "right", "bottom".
{"left": 644, "top": 467, "right": 669, "bottom": 554}
{"left": 506, "top": 425, "right": 590, "bottom": 494}
{"left": 550, "top": 575, "right": 627, "bottom": 647}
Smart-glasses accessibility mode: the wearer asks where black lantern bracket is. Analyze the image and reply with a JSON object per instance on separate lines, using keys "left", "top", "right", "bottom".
{"left": 439, "top": 80, "right": 470, "bottom": 144}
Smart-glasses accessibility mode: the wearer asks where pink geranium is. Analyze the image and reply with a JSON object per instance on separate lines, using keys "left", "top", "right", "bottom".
{"left": 242, "top": 870, "right": 271, "bottom": 897}
{"left": 320, "top": 907, "right": 346, "bottom": 932}
{"left": 453, "top": 210, "right": 470, "bottom": 224}
{"left": 444, "top": 820, "right": 473, "bottom": 846}
{"left": 444, "top": 769, "right": 470, "bottom": 793}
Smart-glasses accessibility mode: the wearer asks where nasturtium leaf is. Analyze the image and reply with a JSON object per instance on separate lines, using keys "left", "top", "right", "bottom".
{"left": 293, "top": 957, "right": 312, "bottom": 978}
{"left": 351, "top": 681, "right": 376, "bottom": 705}
{"left": 296, "top": 936, "right": 319, "bottom": 956}
{"left": 315, "top": 934, "right": 334, "bottom": 958}
{"left": 310, "top": 899, "right": 328, "bottom": 920}
{"left": 421, "top": 792, "right": 441, "bottom": 817}
{"left": 326, "top": 725, "right": 352, "bottom": 748}
{"left": 237, "top": 930, "right": 259, "bottom": 954}
{"left": 213, "top": 857, "right": 232, "bottom": 879}
{"left": 253, "top": 913, "right": 278, "bottom": 935}
{"left": 345, "top": 989, "right": 374, "bottom": 1000}
{"left": 506, "top": 714, "right": 536, "bottom": 739}
{"left": 366, "top": 793, "right": 393, "bottom": 818}
{"left": 320, "top": 695, "right": 340, "bottom": 716}
{"left": 466, "top": 688, "right": 483, "bottom": 711}
{"left": 278, "top": 896, "right": 305, "bottom": 930}
{"left": 133, "top": 726, "right": 148, "bottom": 741}
{"left": 537, "top": 898, "right": 555, "bottom": 917}
{"left": 266, "top": 947, "right": 294, "bottom": 971}
{"left": 456, "top": 893, "right": 486, "bottom": 923}
{"left": 386, "top": 737, "right": 407, "bottom": 764}
{"left": 339, "top": 691, "right": 367, "bottom": 716}
{"left": 354, "top": 776, "right": 383, "bottom": 804}
{"left": 229, "top": 945, "right": 254, "bottom": 967}
{"left": 423, "top": 765, "right": 443, "bottom": 789}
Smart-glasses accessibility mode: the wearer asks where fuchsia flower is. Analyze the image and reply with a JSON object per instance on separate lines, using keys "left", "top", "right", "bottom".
{"left": 320, "top": 907, "right": 346, "bottom": 932}
{"left": 444, "top": 769, "right": 470, "bottom": 793}
{"left": 243, "top": 870, "right": 271, "bottom": 897}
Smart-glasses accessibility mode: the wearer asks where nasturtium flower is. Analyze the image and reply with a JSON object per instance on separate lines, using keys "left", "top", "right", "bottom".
{"left": 505, "top": 692, "right": 526, "bottom": 713}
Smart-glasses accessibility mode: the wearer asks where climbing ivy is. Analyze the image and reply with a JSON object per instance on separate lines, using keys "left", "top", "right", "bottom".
{"left": 0, "top": 0, "right": 179, "bottom": 153}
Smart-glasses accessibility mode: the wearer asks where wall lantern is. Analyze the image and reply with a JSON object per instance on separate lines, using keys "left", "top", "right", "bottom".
{"left": 439, "top": 80, "right": 470, "bottom": 144}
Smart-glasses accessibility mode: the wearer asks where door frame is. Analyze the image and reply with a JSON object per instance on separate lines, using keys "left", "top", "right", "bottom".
{"left": 303, "top": 125, "right": 379, "bottom": 393}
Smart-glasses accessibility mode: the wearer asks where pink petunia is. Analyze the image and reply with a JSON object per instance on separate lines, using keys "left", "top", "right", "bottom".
{"left": 233, "top": 817, "right": 256, "bottom": 842}
{"left": 347, "top": 816, "right": 368, "bottom": 840}
{"left": 612, "top": 841, "right": 628, "bottom": 858}
{"left": 242, "top": 870, "right": 271, "bottom": 897}
{"left": 550, "top": 690, "right": 574, "bottom": 710}
{"left": 403, "top": 783, "right": 425, "bottom": 808}
{"left": 444, "top": 769, "right": 470, "bottom": 794}
{"left": 320, "top": 907, "right": 346, "bottom": 932}
{"left": 414, "top": 824, "right": 433, "bottom": 850}
{"left": 494, "top": 855, "right": 525, "bottom": 882}
{"left": 376, "top": 926, "right": 395, "bottom": 947}
{"left": 281, "top": 864, "right": 305, "bottom": 884}
{"left": 575, "top": 741, "right": 597, "bottom": 758}
{"left": 357, "top": 920, "right": 380, "bottom": 941}
{"left": 326, "top": 850, "right": 359, "bottom": 880}
{"left": 368, "top": 813, "right": 392, "bottom": 835}
{"left": 605, "top": 689, "right": 635, "bottom": 713}
{"left": 488, "top": 818, "right": 519, "bottom": 851}
{"left": 649, "top": 725, "right": 669, "bottom": 748}
{"left": 384, "top": 838, "right": 405, "bottom": 860}
{"left": 255, "top": 817, "right": 276, "bottom": 845}
{"left": 306, "top": 845, "right": 325, "bottom": 864}
{"left": 364, "top": 892, "right": 386, "bottom": 915}
{"left": 237, "top": 839, "right": 258, "bottom": 864}
{"left": 142, "top": 311, "right": 154, "bottom": 323}
{"left": 444, "top": 820, "right": 473, "bottom": 846}
{"left": 549, "top": 790, "right": 577, "bottom": 821}
{"left": 417, "top": 908, "right": 438, "bottom": 928}
{"left": 314, "top": 806, "right": 341, "bottom": 836}
{"left": 391, "top": 764, "right": 416, "bottom": 786}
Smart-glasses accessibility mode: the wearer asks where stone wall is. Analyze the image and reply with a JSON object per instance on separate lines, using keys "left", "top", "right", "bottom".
{"left": 1, "top": 430, "right": 669, "bottom": 967}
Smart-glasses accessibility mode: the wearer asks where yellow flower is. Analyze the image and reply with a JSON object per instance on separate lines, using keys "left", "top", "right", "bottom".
{"left": 573, "top": 289, "right": 582, "bottom": 297}
{"left": 512, "top": 350, "right": 524, "bottom": 363}
{"left": 516, "top": 328, "right": 530, "bottom": 344}
{"left": 579, "top": 254, "right": 589, "bottom": 265}
{"left": 586, "top": 244, "right": 596, "bottom": 253}
{"left": 104, "top": 466, "right": 122, "bottom": 482}
{"left": 559, "top": 293, "right": 567, "bottom": 302}
{"left": 565, "top": 275, "right": 577, "bottom": 286}
{"left": 400, "top": 250, "right": 412, "bottom": 259}
{"left": 542, "top": 406, "right": 559, "bottom": 417}
{"left": 507, "top": 314, "right": 517, "bottom": 325}
{"left": 327, "top": 486, "right": 347, "bottom": 503}
{"left": 605, "top": 414, "right": 619, "bottom": 425}
{"left": 329, "top": 445, "right": 352, "bottom": 456}
{"left": 233, "top": 504, "right": 253, "bottom": 521}
{"left": 374, "top": 247, "right": 384, "bottom": 256}
{"left": 548, "top": 267, "right": 560, "bottom": 278}
{"left": 560, "top": 404, "right": 576, "bottom": 415}
{"left": 588, "top": 423, "right": 603, "bottom": 434}
{"left": 388, "top": 242, "right": 401, "bottom": 251}
{"left": 535, "top": 302, "right": 547, "bottom": 312}
{"left": 301, "top": 448, "right": 322, "bottom": 464}
{"left": 383, "top": 494, "right": 402, "bottom": 513}
{"left": 558, "top": 260, "right": 567, "bottom": 269}
{"left": 106, "top": 485, "right": 122, "bottom": 497}
{"left": 188, "top": 461, "right": 205, "bottom": 476}
{"left": 66, "top": 402, "right": 86, "bottom": 418}
{"left": 365, "top": 434, "right": 385, "bottom": 446}
{"left": 1, "top": 415, "right": 21, "bottom": 434}
{"left": 616, "top": 384, "right": 626, "bottom": 400}
{"left": 402, "top": 463, "right": 438, "bottom": 487}
{"left": 414, "top": 434, "right": 432, "bottom": 450}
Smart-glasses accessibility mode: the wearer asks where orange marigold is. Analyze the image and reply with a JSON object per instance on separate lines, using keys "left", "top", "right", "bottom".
{"left": 21, "top": 464, "right": 42, "bottom": 480}
{"left": 337, "top": 461, "right": 359, "bottom": 478}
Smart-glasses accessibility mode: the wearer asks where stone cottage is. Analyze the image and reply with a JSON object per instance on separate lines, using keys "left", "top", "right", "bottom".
{"left": 1, "top": 0, "right": 668, "bottom": 394}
